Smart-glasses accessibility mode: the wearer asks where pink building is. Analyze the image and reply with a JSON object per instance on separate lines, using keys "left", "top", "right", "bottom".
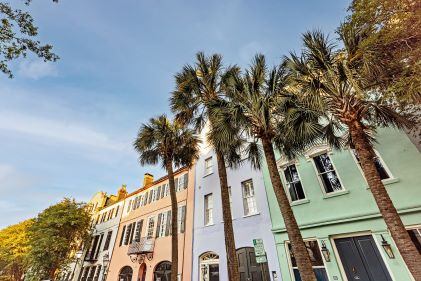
{"left": 106, "top": 167, "right": 194, "bottom": 281}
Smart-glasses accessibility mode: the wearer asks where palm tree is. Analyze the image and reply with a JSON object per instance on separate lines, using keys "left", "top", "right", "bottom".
{"left": 133, "top": 115, "right": 200, "bottom": 281}
{"left": 219, "top": 54, "right": 322, "bottom": 281}
{"left": 285, "top": 30, "right": 421, "bottom": 280}
{"left": 170, "top": 52, "right": 241, "bottom": 281}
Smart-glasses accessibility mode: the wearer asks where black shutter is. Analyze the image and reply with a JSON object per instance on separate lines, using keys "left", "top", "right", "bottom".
{"left": 129, "top": 222, "right": 135, "bottom": 244}
{"left": 119, "top": 225, "right": 126, "bottom": 247}
{"left": 180, "top": 205, "right": 186, "bottom": 233}
{"left": 94, "top": 234, "right": 104, "bottom": 259}
{"left": 165, "top": 210, "right": 172, "bottom": 236}
{"left": 156, "top": 213, "right": 162, "bottom": 238}
{"left": 103, "top": 231, "right": 112, "bottom": 250}
{"left": 124, "top": 223, "right": 132, "bottom": 245}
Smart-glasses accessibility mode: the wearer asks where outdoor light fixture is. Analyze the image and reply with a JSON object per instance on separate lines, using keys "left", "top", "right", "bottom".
{"left": 380, "top": 235, "right": 395, "bottom": 259}
{"left": 102, "top": 253, "right": 110, "bottom": 268}
{"left": 320, "top": 240, "right": 331, "bottom": 262}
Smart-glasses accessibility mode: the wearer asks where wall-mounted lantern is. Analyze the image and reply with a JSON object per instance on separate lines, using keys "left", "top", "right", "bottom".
{"left": 380, "top": 235, "right": 395, "bottom": 259}
{"left": 321, "top": 240, "right": 331, "bottom": 262}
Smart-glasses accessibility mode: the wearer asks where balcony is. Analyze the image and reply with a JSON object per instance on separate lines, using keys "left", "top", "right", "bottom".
{"left": 127, "top": 238, "right": 155, "bottom": 255}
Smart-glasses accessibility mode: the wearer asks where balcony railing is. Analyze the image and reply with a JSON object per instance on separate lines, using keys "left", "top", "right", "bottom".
{"left": 127, "top": 238, "right": 155, "bottom": 255}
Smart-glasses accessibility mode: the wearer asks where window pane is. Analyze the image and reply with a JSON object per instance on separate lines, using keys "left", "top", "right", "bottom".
{"left": 242, "top": 180, "right": 257, "bottom": 215}
{"left": 284, "top": 165, "right": 305, "bottom": 201}
{"left": 320, "top": 171, "right": 342, "bottom": 193}
{"left": 314, "top": 154, "right": 333, "bottom": 173}
{"left": 374, "top": 157, "right": 390, "bottom": 180}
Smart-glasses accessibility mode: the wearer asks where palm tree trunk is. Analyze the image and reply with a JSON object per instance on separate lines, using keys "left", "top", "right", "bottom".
{"left": 349, "top": 122, "right": 421, "bottom": 281}
{"left": 166, "top": 161, "right": 179, "bottom": 281}
{"left": 216, "top": 151, "right": 240, "bottom": 281}
{"left": 261, "top": 137, "right": 317, "bottom": 281}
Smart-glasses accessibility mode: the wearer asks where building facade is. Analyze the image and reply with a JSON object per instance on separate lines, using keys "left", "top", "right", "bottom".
{"left": 192, "top": 142, "right": 281, "bottom": 281}
{"left": 106, "top": 169, "right": 195, "bottom": 281}
{"left": 262, "top": 128, "right": 421, "bottom": 281}
{"left": 78, "top": 196, "right": 126, "bottom": 281}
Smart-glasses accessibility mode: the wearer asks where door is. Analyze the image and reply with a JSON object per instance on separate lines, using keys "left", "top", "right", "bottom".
{"left": 335, "top": 236, "right": 392, "bottom": 281}
{"left": 236, "top": 247, "right": 270, "bottom": 281}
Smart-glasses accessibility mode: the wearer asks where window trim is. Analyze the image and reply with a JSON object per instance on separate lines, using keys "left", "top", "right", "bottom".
{"left": 349, "top": 149, "right": 397, "bottom": 186}
{"left": 284, "top": 239, "right": 329, "bottom": 281}
{"left": 204, "top": 193, "right": 214, "bottom": 226}
{"left": 204, "top": 157, "right": 214, "bottom": 177}
{"left": 278, "top": 161, "right": 308, "bottom": 204}
{"left": 146, "top": 216, "right": 156, "bottom": 239}
{"left": 309, "top": 150, "right": 346, "bottom": 197}
{"left": 241, "top": 179, "right": 258, "bottom": 216}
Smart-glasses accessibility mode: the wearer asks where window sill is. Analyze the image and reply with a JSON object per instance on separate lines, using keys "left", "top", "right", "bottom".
{"left": 291, "top": 199, "right": 310, "bottom": 206}
{"left": 242, "top": 212, "right": 260, "bottom": 218}
{"left": 323, "top": 190, "right": 349, "bottom": 199}
{"left": 365, "top": 178, "right": 400, "bottom": 189}
{"left": 204, "top": 223, "right": 215, "bottom": 227}
{"left": 203, "top": 172, "right": 214, "bottom": 178}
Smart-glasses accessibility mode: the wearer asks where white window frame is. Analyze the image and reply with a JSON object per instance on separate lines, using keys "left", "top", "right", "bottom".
{"left": 157, "top": 212, "right": 168, "bottom": 238}
{"left": 199, "top": 252, "right": 220, "bottom": 281}
{"left": 204, "top": 157, "right": 213, "bottom": 176}
{"left": 164, "top": 183, "right": 169, "bottom": 197}
{"left": 146, "top": 216, "right": 155, "bottom": 239}
{"left": 241, "top": 179, "right": 258, "bottom": 216}
{"left": 309, "top": 150, "right": 346, "bottom": 196}
{"left": 285, "top": 239, "right": 329, "bottom": 281}
{"left": 228, "top": 186, "right": 234, "bottom": 218}
{"left": 204, "top": 193, "right": 214, "bottom": 226}
{"left": 349, "top": 149, "right": 394, "bottom": 184}
{"left": 279, "top": 161, "right": 307, "bottom": 203}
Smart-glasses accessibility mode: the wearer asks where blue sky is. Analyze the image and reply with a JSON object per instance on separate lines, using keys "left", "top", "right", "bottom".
{"left": 0, "top": 0, "right": 349, "bottom": 228}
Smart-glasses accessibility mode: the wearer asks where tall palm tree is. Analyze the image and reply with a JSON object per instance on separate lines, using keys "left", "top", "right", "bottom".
{"left": 285, "top": 30, "right": 421, "bottom": 280}
{"left": 219, "top": 54, "right": 322, "bottom": 281}
{"left": 170, "top": 52, "right": 241, "bottom": 281}
{"left": 133, "top": 115, "right": 200, "bottom": 281}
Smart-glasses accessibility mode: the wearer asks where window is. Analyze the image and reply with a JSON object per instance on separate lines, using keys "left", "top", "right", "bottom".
{"left": 204, "top": 194, "right": 213, "bottom": 226}
{"left": 146, "top": 217, "right": 155, "bottom": 239}
{"left": 351, "top": 149, "right": 391, "bottom": 180}
{"left": 93, "top": 265, "right": 101, "bottom": 281}
{"left": 124, "top": 223, "right": 133, "bottom": 245}
{"left": 156, "top": 212, "right": 168, "bottom": 238}
{"left": 127, "top": 199, "right": 132, "bottom": 212}
{"left": 199, "top": 252, "right": 220, "bottom": 281}
{"left": 87, "top": 266, "right": 96, "bottom": 281}
{"left": 164, "top": 183, "right": 169, "bottom": 197}
{"left": 103, "top": 231, "right": 112, "bottom": 251}
{"left": 156, "top": 186, "right": 162, "bottom": 200}
{"left": 287, "top": 240, "right": 328, "bottom": 281}
{"left": 407, "top": 227, "right": 421, "bottom": 255}
{"left": 313, "top": 153, "right": 343, "bottom": 193}
{"left": 115, "top": 206, "right": 119, "bottom": 217}
{"left": 228, "top": 186, "right": 233, "bottom": 218}
{"left": 160, "top": 184, "right": 166, "bottom": 199}
{"left": 148, "top": 189, "right": 154, "bottom": 204}
{"left": 178, "top": 205, "right": 186, "bottom": 233}
{"left": 176, "top": 173, "right": 189, "bottom": 191}
{"left": 144, "top": 191, "right": 149, "bottom": 205}
{"left": 242, "top": 180, "right": 258, "bottom": 216}
{"left": 134, "top": 220, "right": 143, "bottom": 242}
{"left": 205, "top": 157, "right": 213, "bottom": 175}
{"left": 283, "top": 164, "right": 306, "bottom": 202}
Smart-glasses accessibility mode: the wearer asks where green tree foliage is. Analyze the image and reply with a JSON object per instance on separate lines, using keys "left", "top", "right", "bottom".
{"left": 0, "top": 0, "right": 59, "bottom": 78}
{"left": 0, "top": 219, "right": 33, "bottom": 281}
{"left": 342, "top": 0, "right": 421, "bottom": 103}
{"left": 27, "top": 198, "right": 91, "bottom": 280}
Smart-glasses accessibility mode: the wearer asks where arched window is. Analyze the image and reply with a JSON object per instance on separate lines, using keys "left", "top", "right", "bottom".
{"left": 154, "top": 261, "right": 171, "bottom": 281}
{"left": 118, "top": 266, "right": 133, "bottom": 281}
{"left": 199, "top": 252, "right": 219, "bottom": 281}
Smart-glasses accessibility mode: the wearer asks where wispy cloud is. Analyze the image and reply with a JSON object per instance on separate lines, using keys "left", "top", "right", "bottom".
{"left": 0, "top": 111, "right": 124, "bottom": 150}
{"left": 18, "top": 60, "right": 58, "bottom": 80}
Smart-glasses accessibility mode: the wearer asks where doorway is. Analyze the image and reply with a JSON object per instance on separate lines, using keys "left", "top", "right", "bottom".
{"left": 154, "top": 261, "right": 171, "bottom": 281}
{"left": 236, "top": 247, "right": 270, "bottom": 281}
{"left": 334, "top": 235, "right": 392, "bottom": 281}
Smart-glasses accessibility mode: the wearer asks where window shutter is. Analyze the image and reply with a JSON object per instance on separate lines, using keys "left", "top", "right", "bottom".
{"left": 157, "top": 186, "right": 161, "bottom": 200}
{"left": 184, "top": 173, "right": 188, "bottom": 189}
{"left": 180, "top": 205, "right": 186, "bottom": 233}
{"left": 115, "top": 206, "right": 119, "bottom": 217}
{"left": 174, "top": 177, "right": 179, "bottom": 192}
{"left": 156, "top": 213, "right": 162, "bottom": 238}
{"left": 119, "top": 225, "right": 126, "bottom": 246}
{"left": 94, "top": 234, "right": 104, "bottom": 259}
{"left": 103, "top": 231, "right": 112, "bottom": 251}
{"left": 165, "top": 210, "right": 172, "bottom": 236}
{"left": 129, "top": 222, "right": 135, "bottom": 244}
{"left": 124, "top": 223, "right": 132, "bottom": 245}
{"left": 144, "top": 192, "right": 149, "bottom": 205}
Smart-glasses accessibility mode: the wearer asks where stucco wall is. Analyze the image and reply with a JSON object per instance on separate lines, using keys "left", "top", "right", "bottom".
{"left": 192, "top": 146, "right": 281, "bottom": 281}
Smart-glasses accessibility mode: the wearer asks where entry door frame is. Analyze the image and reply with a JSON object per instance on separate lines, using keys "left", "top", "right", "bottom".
{"left": 330, "top": 232, "right": 395, "bottom": 281}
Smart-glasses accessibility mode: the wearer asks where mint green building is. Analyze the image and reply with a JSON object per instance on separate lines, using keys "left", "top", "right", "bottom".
{"left": 262, "top": 128, "right": 421, "bottom": 281}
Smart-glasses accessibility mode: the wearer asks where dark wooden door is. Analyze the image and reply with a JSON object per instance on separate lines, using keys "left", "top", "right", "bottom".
{"left": 236, "top": 248, "right": 270, "bottom": 281}
{"left": 335, "top": 236, "right": 392, "bottom": 281}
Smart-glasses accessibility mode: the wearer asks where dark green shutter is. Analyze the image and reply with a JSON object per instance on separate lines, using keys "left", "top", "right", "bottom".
{"left": 119, "top": 225, "right": 126, "bottom": 246}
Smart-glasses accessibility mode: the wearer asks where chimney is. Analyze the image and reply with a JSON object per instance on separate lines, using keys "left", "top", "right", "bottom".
{"left": 117, "top": 185, "right": 127, "bottom": 201}
{"left": 143, "top": 173, "right": 154, "bottom": 186}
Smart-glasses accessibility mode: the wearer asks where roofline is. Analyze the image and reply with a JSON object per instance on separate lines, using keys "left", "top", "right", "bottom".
{"left": 126, "top": 166, "right": 189, "bottom": 197}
